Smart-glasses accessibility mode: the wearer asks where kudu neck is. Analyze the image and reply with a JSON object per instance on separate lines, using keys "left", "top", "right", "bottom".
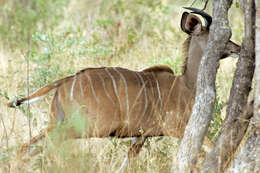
{"left": 182, "top": 38, "right": 204, "bottom": 90}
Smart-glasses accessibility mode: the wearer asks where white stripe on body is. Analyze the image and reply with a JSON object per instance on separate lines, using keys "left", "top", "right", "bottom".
{"left": 152, "top": 72, "right": 162, "bottom": 113}
{"left": 105, "top": 68, "right": 122, "bottom": 112}
{"left": 148, "top": 76, "right": 155, "bottom": 100}
{"left": 129, "top": 73, "right": 147, "bottom": 114}
{"left": 113, "top": 68, "right": 129, "bottom": 119}
{"left": 79, "top": 73, "right": 84, "bottom": 97}
{"left": 145, "top": 74, "right": 156, "bottom": 124}
{"left": 70, "top": 74, "right": 77, "bottom": 100}
{"left": 97, "top": 73, "right": 115, "bottom": 104}
{"left": 135, "top": 72, "right": 148, "bottom": 127}
{"left": 85, "top": 73, "right": 100, "bottom": 103}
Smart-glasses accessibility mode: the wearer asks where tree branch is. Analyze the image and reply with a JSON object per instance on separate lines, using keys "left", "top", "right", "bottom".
{"left": 226, "top": 1, "right": 260, "bottom": 172}
{"left": 201, "top": 0, "right": 255, "bottom": 172}
{"left": 191, "top": 0, "right": 209, "bottom": 10}
{"left": 227, "top": 124, "right": 260, "bottom": 173}
{"left": 202, "top": 0, "right": 209, "bottom": 11}
{"left": 172, "top": 0, "right": 233, "bottom": 172}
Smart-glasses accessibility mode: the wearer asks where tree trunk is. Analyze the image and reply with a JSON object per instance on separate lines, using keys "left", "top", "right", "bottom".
{"left": 201, "top": 0, "right": 255, "bottom": 172}
{"left": 227, "top": 0, "right": 260, "bottom": 172}
{"left": 172, "top": 0, "right": 233, "bottom": 172}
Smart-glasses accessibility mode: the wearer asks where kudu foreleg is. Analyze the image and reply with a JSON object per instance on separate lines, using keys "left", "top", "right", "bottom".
{"left": 128, "top": 136, "right": 147, "bottom": 158}
{"left": 116, "top": 136, "right": 147, "bottom": 173}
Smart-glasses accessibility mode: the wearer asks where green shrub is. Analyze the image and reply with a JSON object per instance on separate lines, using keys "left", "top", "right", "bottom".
{"left": 207, "top": 97, "right": 224, "bottom": 142}
{"left": 0, "top": 0, "right": 68, "bottom": 50}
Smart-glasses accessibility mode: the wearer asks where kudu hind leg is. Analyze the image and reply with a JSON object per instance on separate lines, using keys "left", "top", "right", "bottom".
{"left": 18, "top": 93, "right": 63, "bottom": 158}
{"left": 17, "top": 126, "right": 53, "bottom": 158}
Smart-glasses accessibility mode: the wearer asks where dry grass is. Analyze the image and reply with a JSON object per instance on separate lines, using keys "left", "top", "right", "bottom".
{"left": 0, "top": 0, "right": 243, "bottom": 172}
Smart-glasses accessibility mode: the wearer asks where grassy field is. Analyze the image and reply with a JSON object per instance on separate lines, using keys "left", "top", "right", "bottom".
{"left": 0, "top": 0, "right": 243, "bottom": 172}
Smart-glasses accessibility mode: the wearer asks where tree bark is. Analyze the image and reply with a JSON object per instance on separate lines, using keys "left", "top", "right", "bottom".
{"left": 172, "top": 0, "right": 233, "bottom": 172}
{"left": 227, "top": 1, "right": 260, "bottom": 172}
{"left": 201, "top": 0, "right": 255, "bottom": 172}
{"left": 254, "top": 0, "right": 260, "bottom": 138}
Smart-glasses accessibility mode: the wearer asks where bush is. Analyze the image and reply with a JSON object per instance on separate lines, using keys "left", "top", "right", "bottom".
{"left": 0, "top": 0, "right": 68, "bottom": 50}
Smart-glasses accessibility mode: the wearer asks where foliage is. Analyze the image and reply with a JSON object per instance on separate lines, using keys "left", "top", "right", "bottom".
{"left": 0, "top": 0, "right": 68, "bottom": 50}
{"left": 16, "top": 0, "right": 188, "bottom": 91}
{"left": 207, "top": 96, "right": 224, "bottom": 142}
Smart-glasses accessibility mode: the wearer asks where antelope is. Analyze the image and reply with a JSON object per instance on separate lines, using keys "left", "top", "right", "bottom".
{"left": 7, "top": 7, "right": 240, "bottom": 170}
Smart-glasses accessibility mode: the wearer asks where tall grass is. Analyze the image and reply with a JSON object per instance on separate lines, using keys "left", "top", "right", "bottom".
{"left": 0, "top": 0, "right": 243, "bottom": 172}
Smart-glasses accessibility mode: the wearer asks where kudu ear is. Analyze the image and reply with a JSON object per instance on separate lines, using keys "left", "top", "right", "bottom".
{"left": 181, "top": 12, "right": 202, "bottom": 34}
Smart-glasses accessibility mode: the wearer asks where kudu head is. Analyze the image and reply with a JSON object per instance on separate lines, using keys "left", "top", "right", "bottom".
{"left": 180, "top": 7, "right": 240, "bottom": 88}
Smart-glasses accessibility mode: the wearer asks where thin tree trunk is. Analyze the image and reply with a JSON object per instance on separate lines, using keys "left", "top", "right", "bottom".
{"left": 255, "top": 0, "right": 260, "bottom": 131}
{"left": 227, "top": 1, "right": 260, "bottom": 172}
{"left": 201, "top": 0, "right": 255, "bottom": 172}
{"left": 172, "top": 0, "right": 233, "bottom": 172}
{"left": 227, "top": 127, "right": 260, "bottom": 173}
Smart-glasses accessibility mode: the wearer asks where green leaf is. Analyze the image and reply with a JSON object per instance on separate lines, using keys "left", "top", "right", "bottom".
{"left": 4, "top": 91, "right": 9, "bottom": 100}
{"left": 235, "top": 1, "right": 240, "bottom": 8}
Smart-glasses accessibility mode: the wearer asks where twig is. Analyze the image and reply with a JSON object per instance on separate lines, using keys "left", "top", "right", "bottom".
{"left": 0, "top": 113, "right": 9, "bottom": 149}
{"left": 0, "top": 112, "right": 11, "bottom": 173}
{"left": 190, "top": 0, "right": 197, "bottom": 7}
{"left": 25, "top": 54, "right": 32, "bottom": 143}
{"left": 202, "top": 0, "right": 209, "bottom": 11}
{"left": 190, "top": 0, "right": 209, "bottom": 11}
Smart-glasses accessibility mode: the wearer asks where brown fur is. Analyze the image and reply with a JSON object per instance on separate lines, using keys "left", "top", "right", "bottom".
{"left": 181, "top": 36, "right": 191, "bottom": 74}
{"left": 142, "top": 65, "right": 174, "bottom": 74}
{"left": 8, "top": 12, "right": 240, "bottom": 162}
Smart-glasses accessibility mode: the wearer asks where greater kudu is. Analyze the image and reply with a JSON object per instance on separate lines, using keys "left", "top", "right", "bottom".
{"left": 8, "top": 7, "right": 240, "bottom": 168}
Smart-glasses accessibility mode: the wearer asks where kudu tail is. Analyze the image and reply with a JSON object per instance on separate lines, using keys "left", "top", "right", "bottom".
{"left": 7, "top": 76, "right": 71, "bottom": 108}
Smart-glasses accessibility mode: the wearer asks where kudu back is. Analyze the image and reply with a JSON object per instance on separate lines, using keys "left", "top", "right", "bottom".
{"left": 8, "top": 8, "right": 240, "bottom": 160}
